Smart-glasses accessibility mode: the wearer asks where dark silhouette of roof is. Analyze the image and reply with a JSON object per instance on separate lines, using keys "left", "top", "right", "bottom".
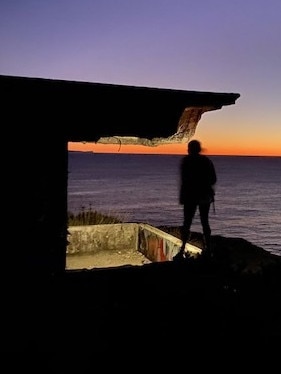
{"left": 0, "top": 74, "right": 240, "bottom": 143}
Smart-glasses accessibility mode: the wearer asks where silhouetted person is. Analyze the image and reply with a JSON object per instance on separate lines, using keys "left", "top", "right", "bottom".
{"left": 178, "top": 139, "right": 217, "bottom": 257}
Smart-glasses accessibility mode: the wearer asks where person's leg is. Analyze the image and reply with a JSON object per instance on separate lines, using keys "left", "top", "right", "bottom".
{"left": 181, "top": 202, "right": 197, "bottom": 251}
{"left": 199, "top": 203, "right": 212, "bottom": 253}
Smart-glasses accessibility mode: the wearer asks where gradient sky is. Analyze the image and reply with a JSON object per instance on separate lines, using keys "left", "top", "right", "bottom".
{"left": 1, "top": 0, "right": 280, "bottom": 156}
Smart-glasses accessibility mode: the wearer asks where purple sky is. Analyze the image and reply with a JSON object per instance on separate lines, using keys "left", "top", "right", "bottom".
{"left": 0, "top": 0, "right": 280, "bottom": 154}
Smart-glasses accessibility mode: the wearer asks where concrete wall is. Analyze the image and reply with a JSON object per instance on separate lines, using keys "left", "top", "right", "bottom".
{"left": 67, "top": 223, "right": 139, "bottom": 254}
{"left": 67, "top": 223, "right": 201, "bottom": 261}
{"left": 138, "top": 224, "right": 201, "bottom": 261}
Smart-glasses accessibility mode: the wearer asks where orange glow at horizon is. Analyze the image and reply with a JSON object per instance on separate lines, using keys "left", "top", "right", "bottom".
{"left": 68, "top": 142, "right": 188, "bottom": 155}
{"left": 68, "top": 141, "right": 281, "bottom": 157}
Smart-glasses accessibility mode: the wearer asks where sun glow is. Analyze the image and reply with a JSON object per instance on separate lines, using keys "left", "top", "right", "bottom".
{"left": 68, "top": 141, "right": 280, "bottom": 156}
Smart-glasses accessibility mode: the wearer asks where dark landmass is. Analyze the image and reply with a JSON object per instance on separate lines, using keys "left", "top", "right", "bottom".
{"left": 158, "top": 227, "right": 281, "bottom": 274}
{"left": 4, "top": 231, "right": 281, "bottom": 363}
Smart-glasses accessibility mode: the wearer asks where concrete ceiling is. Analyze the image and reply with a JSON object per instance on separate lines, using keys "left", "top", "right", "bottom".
{"left": 0, "top": 75, "right": 240, "bottom": 145}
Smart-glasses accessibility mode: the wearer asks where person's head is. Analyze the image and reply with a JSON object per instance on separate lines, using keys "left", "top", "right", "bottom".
{"left": 187, "top": 140, "right": 201, "bottom": 155}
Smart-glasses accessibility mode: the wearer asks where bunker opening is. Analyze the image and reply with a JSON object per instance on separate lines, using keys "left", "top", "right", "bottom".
{"left": 66, "top": 223, "right": 201, "bottom": 270}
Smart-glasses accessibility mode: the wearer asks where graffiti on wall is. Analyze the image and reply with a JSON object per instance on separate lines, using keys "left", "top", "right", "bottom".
{"left": 139, "top": 228, "right": 179, "bottom": 262}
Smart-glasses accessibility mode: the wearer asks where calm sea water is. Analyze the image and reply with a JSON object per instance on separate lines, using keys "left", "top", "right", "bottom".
{"left": 68, "top": 152, "right": 281, "bottom": 257}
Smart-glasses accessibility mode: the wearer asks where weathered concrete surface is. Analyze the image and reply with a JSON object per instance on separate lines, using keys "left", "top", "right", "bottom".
{"left": 66, "top": 250, "right": 151, "bottom": 270}
{"left": 67, "top": 223, "right": 139, "bottom": 254}
{"left": 66, "top": 223, "right": 201, "bottom": 269}
{"left": 138, "top": 223, "right": 201, "bottom": 261}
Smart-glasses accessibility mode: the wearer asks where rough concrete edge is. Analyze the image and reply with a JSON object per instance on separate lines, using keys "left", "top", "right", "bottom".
{"left": 139, "top": 223, "right": 202, "bottom": 256}
{"left": 67, "top": 223, "right": 139, "bottom": 254}
{"left": 67, "top": 223, "right": 202, "bottom": 258}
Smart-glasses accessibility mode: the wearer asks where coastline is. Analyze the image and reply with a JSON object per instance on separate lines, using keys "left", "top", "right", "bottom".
{"left": 158, "top": 226, "right": 281, "bottom": 273}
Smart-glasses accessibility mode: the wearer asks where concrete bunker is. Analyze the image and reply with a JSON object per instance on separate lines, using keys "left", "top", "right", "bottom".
{"left": 0, "top": 74, "right": 239, "bottom": 276}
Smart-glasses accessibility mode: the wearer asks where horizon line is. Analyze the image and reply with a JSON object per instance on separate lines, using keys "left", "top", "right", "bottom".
{"left": 68, "top": 150, "right": 281, "bottom": 158}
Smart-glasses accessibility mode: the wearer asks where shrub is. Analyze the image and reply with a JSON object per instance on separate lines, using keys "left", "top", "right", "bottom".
{"left": 68, "top": 209, "right": 123, "bottom": 226}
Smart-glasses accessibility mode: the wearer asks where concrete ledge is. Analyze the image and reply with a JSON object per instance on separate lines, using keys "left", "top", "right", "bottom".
{"left": 67, "top": 223, "right": 201, "bottom": 261}
{"left": 67, "top": 223, "right": 139, "bottom": 254}
{"left": 139, "top": 224, "right": 201, "bottom": 261}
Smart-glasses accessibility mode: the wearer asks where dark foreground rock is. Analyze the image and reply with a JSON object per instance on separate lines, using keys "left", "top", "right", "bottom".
{"left": 3, "top": 234, "right": 281, "bottom": 363}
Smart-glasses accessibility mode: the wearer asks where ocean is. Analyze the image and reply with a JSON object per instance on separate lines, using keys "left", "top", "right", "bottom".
{"left": 67, "top": 152, "right": 281, "bottom": 257}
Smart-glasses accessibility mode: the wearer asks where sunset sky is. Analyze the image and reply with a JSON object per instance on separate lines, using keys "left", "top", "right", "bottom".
{"left": 1, "top": 0, "right": 280, "bottom": 156}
